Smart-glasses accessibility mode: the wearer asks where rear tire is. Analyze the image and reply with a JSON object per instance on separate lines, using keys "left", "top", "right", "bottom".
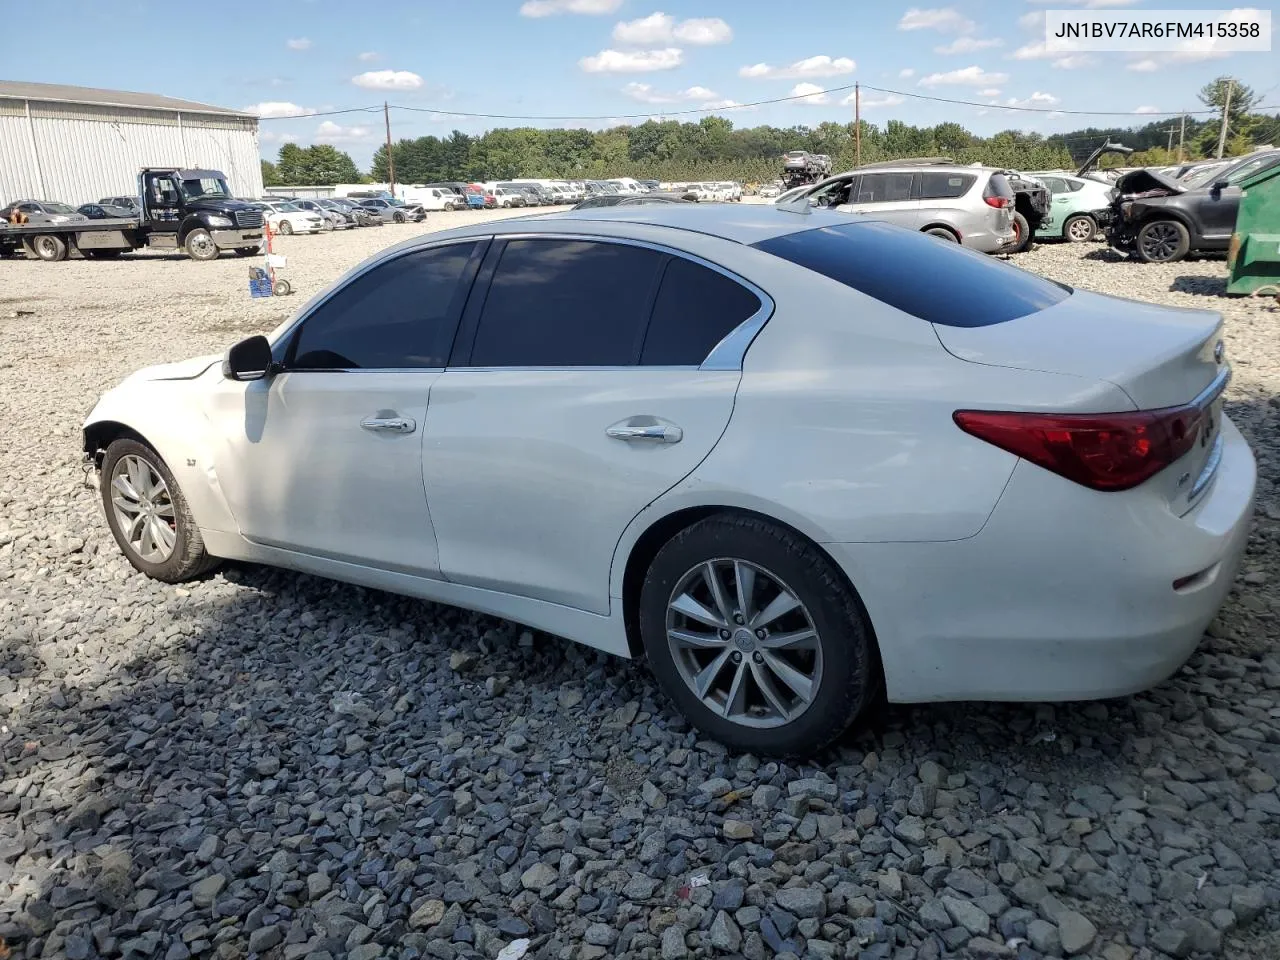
{"left": 638, "top": 513, "right": 879, "bottom": 756}
{"left": 1008, "top": 211, "right": 1033, "bottom": 253}
{"left": 278, "top": 220, "right": 294, "bottom": 236}
{"left": 28, "top": 234, "right": 69, "bottom": 262}
{"left": 393, "top": 211, "right": 407, "bottom": 223}
{"left": 1064, "top": 214, "right": 1097, "bottom": 243}
{"left": 99, "top": 439, "right": 220, "bottom": 583}
{"left": 234, "top": 246, "right": 261, "bottom": 257}
{"left": 1136, "top": 219, "right": 1190, "bottom": 263}
{"left": 924, "top": 226, "right": 959, "bottom": 242}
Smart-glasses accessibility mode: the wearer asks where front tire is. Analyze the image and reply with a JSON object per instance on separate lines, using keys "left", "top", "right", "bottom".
{"left": 393, "top": 211, "right": 407, "bottom": 223}
{"left": 1064, "top": 214, "right": 1097, "bottom": 243}
{"left": 184, "top": 228, "right": 219, "bottom": 261}
{"left": 1136, "top": 219, "right": 1190, "bottom": 263}
{"left": 639, "top": 514, "right": 879, "bottom": 756}
{"left": 100, "top": 439, "right": 219, "bottom": 582}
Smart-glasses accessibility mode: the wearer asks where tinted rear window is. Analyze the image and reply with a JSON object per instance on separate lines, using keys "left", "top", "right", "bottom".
{"left": 753, "top": 221, "right": 1069, "bottom": 327}
{"left": 918, "top": 172, "right": 975, "bottom": 199}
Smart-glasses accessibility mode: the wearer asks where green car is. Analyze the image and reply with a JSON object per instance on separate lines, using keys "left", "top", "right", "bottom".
{"left": 1027, "top": 172, "right": 1115, "bottom": 242}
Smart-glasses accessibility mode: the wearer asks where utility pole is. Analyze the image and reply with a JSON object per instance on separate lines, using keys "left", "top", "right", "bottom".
{"left": 1215, "top": 79, "right": 1233, "bottom": 159}
{"left": 1178, "top": 114, "right": 1186, "bottom": 163}
{"left": 384, "top": 100, "right": 396, "bottom": 196}
{"left": 854, "top": 82, "right": 861, "bottom": 168}
{"left": 1166, "top": 125, "right": 1175, "bottom": 153}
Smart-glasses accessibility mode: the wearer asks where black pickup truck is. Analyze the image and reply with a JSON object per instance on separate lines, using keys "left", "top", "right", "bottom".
{"left": 0, "top": 167, "right": 264, "bottom": 262}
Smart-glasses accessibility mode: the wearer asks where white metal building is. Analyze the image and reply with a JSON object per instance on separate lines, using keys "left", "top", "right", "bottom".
{"left": 0, "top": 81, "right": 263, "bottom": 206}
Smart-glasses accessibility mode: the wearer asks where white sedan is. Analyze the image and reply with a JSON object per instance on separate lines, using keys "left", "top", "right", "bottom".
{"left": 83, "top": 205, "right": 1255, "bottom": 756}
{"left": 256, "top": 200, "right": 325, "bottom": 235}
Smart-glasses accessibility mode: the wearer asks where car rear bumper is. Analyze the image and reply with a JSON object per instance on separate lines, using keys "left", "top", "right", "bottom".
{"left": 963, "top": 228, "right": 1015, "bottom": 254}
{"left": 829, "top": 416, "right": 1256, "bottom": 703}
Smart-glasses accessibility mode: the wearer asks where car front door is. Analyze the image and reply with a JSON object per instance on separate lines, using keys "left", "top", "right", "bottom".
{"left": 839, "top": 172, "right": 920, "bottom": 228}
{"left": 423, "top": 235, "right": 767, "bottom": 615}
{"left": 205, "top": 240, "right": 486, "bottom": 574}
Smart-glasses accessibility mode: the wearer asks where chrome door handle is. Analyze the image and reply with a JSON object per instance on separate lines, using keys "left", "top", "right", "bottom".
{"left": 606, "top": 420, "right": 683, "bottom": 444}
{"left": 361, "top": 416, "right": 417, "bottom": 434}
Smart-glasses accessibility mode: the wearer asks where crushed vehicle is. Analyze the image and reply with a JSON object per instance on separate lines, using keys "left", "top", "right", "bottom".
{"left": 1027, "top": 171, "right": 1116, "bottom": 242}
{"left": 1106, "top": 149, "right": 1280, "bottom": 263}
{"left": 781, "top": 150, "right": 831, "bottom": 189}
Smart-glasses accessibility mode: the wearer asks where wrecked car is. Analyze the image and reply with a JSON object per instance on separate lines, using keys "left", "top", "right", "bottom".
{"left": 1106, "top": 150, "right": 1280, "bottom": 263}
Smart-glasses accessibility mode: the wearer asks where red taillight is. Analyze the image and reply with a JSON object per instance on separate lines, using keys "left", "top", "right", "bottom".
{"left": 983, "top": 195, "right": 1010, "bottom": 209}
{"left": 953, "top": 404, "right": 1204, "bottom": 491}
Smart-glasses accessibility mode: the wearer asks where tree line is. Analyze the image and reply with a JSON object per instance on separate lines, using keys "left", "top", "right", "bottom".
{"left": 262, "top": 76, "right": 1277, "bottom": 187}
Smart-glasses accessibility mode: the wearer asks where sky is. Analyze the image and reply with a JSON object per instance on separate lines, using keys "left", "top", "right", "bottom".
{"left": 5, "top": 0, "right": 1277, "bottom": 168}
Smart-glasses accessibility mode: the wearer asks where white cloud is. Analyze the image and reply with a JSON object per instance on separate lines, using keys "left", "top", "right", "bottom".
{"left": 898, "top": 7, "right": 975, "bottom": 32}
{"left": 899, "top": 67, "right": 916, "bottom": 78}
{"left": 700, "top": 98, "right": 750, "bottom": 111}
{"left": 244, "top": 101, "right": 317, "bottom": 118}
{"left": 357, "top": 51, "right": 380, "bottom": 62}
{"left": 314, "top": 120, "right": 375, "bottom": 143}
{"left": 935, "top": 36, "right": 1002, "bottom": 54}
{"left": 521, "top": 0, "right": 620, "bottom": 15}
{"left": 260, "top": 130, "right": 298, "bottom": 145}
{"left": 1134, "top": 105, "right": 1161, "bottom": 114}
{"left": 1005, "top": 91, "right": 1060, "bottom": 108}
{"left": 977, "top": 87, "right": 1002, "bottom": 97}
{"left": 286, "top": 37, "right": 311, "bottom": 50}
{"left": 352, "top": 70, "right": 425, "bottom": 90}
{"left": 739, "top": 55, "right": 855, "bottom": 79}
{"left": 1026, "top": 0, "right": 1141, "bottom": 6}
{"left": 674, "top": 17, "right": 733, "bottom": 45}
{"left": 612, "top": 12, "right": 732, "bottom": 45}
{"left": 1052, "top": 54, "right": 1097, "bottom": 69}
{"left": 918, "top": 65, "right": 1009, "bottom": 87}
{"left": 1018, "top": 10, "right": 1044, "bottom": 30}
{"left": 845, "top": 92, "right": 904, "bottom": 109}
{"left": 1010, "top": 41, "right": 1099, "bottom": 68}
{"left": 622, "top": 82, "right": 720, "bottom": 104}
{"left": 791, "top": 82, "right": 830, "bottom": 105}
{"left": 1126, "top": 48, "right": 1231, "bottom": 71}
{"left": 580, "top": 48, "right": 683, "bottom": 72}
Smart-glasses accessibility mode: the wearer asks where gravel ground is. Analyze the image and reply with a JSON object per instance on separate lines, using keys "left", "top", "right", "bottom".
{"left": 1, "top": 216, "right": 1279, "bottom": 960}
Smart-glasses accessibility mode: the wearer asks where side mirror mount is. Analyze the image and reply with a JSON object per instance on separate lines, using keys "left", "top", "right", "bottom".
{"left": 223, "top": 335, "right": 275, "bottom": 381}
{"left": 1212, "top": 180, "right": 1229, "bottom": 193}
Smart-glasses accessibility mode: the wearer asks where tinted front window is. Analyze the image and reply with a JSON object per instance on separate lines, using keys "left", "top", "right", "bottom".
{"left": 642, "top": 258, "right": 761, "bottom": 365}
{"left": 857, "top": 173, "right": 914, "bottom": 203}
{"left": 1038, "top": 176, "right": 1066, "bottom": 193}
{"left": 289, "top": 242, "right": 479, "bottom": 369}
{"left": 470, "top": 239, "right": 664, "bottom": 367}
{"left": 754, "top": 221, "right": 1069, "bottom": 328}
{"left": 917, "top": 172, "right": 975, "bottom": 200}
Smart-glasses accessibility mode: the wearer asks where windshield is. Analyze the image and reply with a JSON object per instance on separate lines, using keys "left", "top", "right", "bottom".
{"left": 275, "top": 202, "right": 301, "bottom": 212}
{"left": 1180, "top": 163, "right": 1230, "bottom": 187}
{"left": 43, "top": 202, "right": 78, "bottom": 214}
{"left": 179, "top": 177, "right": 232, "bottom": 201}
{"left": 1221, "top": 153, "right": 1280, "bottom": 185}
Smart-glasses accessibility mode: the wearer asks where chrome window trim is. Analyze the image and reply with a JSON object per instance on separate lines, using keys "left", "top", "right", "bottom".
{"left": 473, "top": 231, "right": 775, "bottom": 372}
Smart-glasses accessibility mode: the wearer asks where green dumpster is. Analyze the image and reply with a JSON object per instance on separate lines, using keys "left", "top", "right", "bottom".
{"left": 1227, "top": 162, "right": 1280, "bottom": 296}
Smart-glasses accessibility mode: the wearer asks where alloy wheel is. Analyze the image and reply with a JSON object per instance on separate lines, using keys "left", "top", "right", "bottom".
{"left": 1140, "top": 222, "right": 1181, "bottom": 261}
{"left": 666, "top": 558, "right": 823, "bottom": 728}
{"left": 1067, "top": 216, "right": 1095, "bottom": 242}
{"left": 110, "top": 454, "right": 177, "bottom": 563}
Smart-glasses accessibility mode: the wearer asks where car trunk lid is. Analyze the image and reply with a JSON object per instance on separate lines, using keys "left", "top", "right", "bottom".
{"left": 936, "top": 288, "right": 1229, "bottom": 511}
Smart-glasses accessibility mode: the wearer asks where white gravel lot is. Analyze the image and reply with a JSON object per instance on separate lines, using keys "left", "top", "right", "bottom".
{"left": 1, "top": 211, "right": 1278, "bottom": 960}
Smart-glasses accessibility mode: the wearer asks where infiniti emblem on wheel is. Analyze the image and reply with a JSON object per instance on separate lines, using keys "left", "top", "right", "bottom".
{"left": 1214, "top": 340, "right": 1225, "bottom": 363}
{"left": 733, "top": 629, "right": 756, "bottom": 651}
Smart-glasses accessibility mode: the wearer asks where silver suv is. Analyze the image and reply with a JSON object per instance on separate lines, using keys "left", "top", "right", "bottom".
{"left": 781, "top": 164, "right": 1015, "bottom": 253}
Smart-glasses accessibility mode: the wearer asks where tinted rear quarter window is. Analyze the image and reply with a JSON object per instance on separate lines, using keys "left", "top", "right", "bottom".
{"left": 917, "top": 172, "right": 975, "bottom": 200}
{"left": 754, "top": 221, "right": 1069, "bottom": 327}
{"left": 857, "top": 173, "right": 914, "bottom": 203}
{"left": 642, "top": 258, "right": 762, "bottom": 365}
{"left": 470, "top": 239, "right": 665, "bottom": 366}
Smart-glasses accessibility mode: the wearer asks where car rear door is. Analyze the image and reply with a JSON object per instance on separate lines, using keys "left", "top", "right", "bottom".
{"left": 205, "top": 240, "right": 485, "bottom": 575}
{"left": 838, "top": 172, "right": 920, "bottom": 228}
{"left": 422, "top": 235, "right": 767, "bottom": 615}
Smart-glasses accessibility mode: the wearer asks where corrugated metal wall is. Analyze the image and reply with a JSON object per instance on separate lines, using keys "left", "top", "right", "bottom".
{"left": 0, "top": 100, "right": 263, "bottom": 205}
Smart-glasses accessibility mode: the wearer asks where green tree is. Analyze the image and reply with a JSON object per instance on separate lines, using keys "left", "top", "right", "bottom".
{"left": 277, "top": 144, "right": 361, "bottom": 185}
{"left": 261, "top": 159, "right": 281, "bottom": 187}
{"left": 1196, "top": 76, "right": 1259, "bottom": 155}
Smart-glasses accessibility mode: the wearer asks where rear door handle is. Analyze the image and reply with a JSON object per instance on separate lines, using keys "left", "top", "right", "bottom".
{"left": 606, "top": 418, "right": 683, "bottom": 444}
{"left": 361, "top": 416, "right": 417, "bottom": 434}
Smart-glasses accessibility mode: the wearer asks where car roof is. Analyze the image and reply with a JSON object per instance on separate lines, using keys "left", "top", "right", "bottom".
{"left": 514, "top": 202, "right": 858, "bottom": 244}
